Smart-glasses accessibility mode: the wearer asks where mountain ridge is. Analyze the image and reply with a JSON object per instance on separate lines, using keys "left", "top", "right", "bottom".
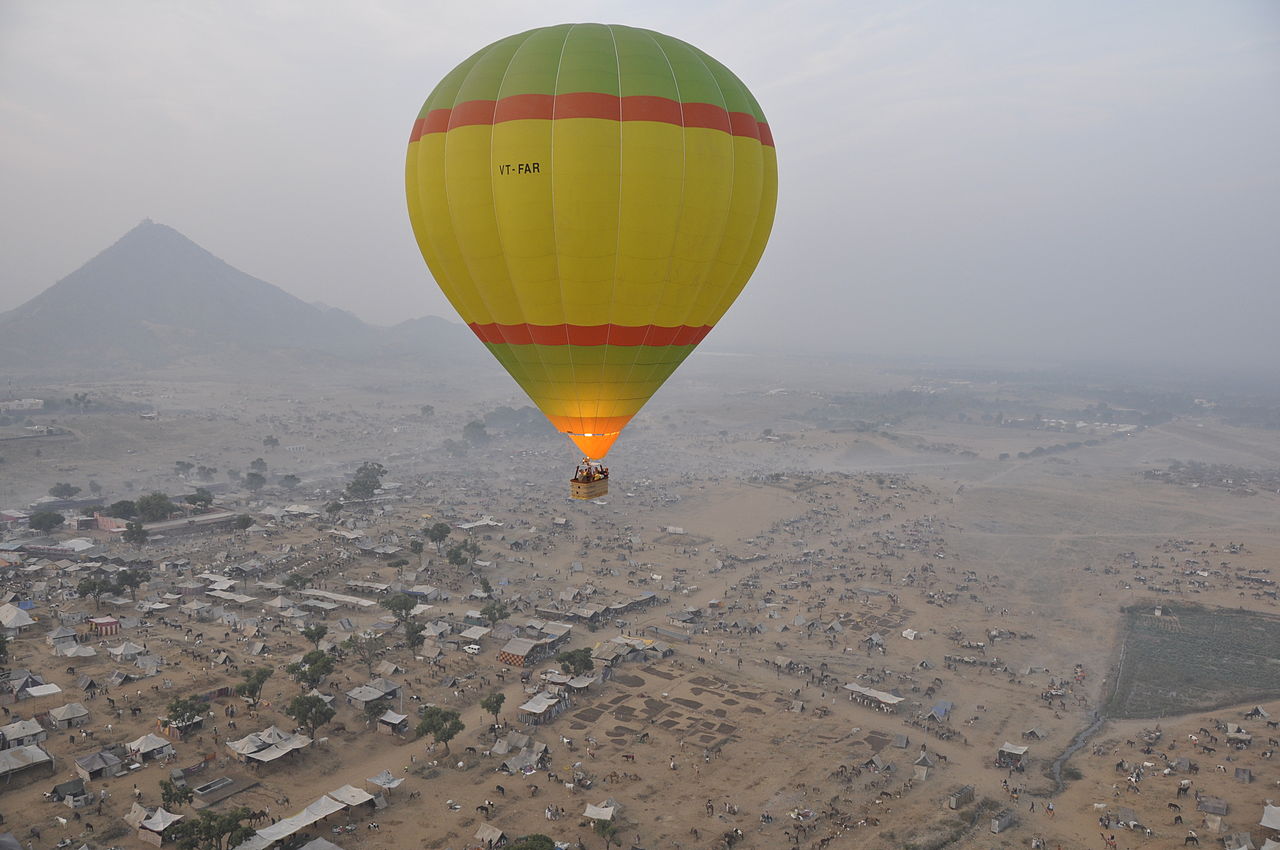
{"left": 0, "top": 219, "right": 479, "bottom": 375}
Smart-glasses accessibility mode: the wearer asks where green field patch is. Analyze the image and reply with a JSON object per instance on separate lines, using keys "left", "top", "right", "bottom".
{"left": 1106, "top": 603, "right": 1280, "bottom": 718}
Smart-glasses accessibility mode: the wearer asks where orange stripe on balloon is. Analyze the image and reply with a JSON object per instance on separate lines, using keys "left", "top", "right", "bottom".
{"left": 409, "top": 94, "right": 772, "bottom": 146}
{"left": 469, "top": 322, "right": 712, "bottom": 347}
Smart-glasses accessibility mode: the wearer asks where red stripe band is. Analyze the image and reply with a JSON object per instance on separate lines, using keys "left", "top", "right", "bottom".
{"left": 411, "top": 93, "right": 773, "bottom": 147}
{"left": 469, "top": 322, "right": 712, "bottom": 347}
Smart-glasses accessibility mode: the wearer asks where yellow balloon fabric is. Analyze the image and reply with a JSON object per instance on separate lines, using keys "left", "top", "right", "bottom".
{"left": 406, "top": 23, "right": 777, "bottom": 459}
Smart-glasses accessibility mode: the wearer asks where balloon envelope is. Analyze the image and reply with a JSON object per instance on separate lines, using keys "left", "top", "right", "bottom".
{"left": 406, "top": 23, "right": 778, "bottom": 459}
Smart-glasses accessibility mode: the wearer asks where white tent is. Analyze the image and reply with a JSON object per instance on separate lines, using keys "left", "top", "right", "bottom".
{"left": 328, "top": 785, "right": 374, "bottom": 807}
{"left": 140, "top": 808, "right": 184, "bottom": 832}
{"left": 1261, "top": 804, "right": 1280, "bottom": 831}
{"left": 366, "top": 769, "right": 404, "bottom": 790}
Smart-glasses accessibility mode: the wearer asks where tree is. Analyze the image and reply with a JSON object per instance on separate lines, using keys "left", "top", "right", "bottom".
{"left": 405, "top": 620, "right": 425, "bottom": 649}
{"left": 87, "top": 479, "right": 102, "bottom": 497}
{"left": 159, "top": 778, "right": 194, "bottom": 810}
{"left": 174, "top": 461, "right": 195, "bottom": 477}
{"left": 196, "top": 465, "right": 217, "bottom": 482}
{"left": 345, "top": 633, "right": 386, "bottom": 677}
{"left": 116, "top": 568, "right": 150, "bottom": 600}
{"left": 120, "top": 520, "right": 148, "bottom": 547}
{"left": 419, "top": 404, "right": 435, "bottom": 418}
{"left": 49, "top": 482, "right": 81, "bottom": 499}
{"left": 235, "top": 667, "right": 272, "bottom": 709}
{"left": 164, "top": 695, "right": 207, "bottom": 730}
{"left": 249, "top": 457, "right": 268, "bottom": 474}
{"left": 324, "top": 500, "right": 343, "bottom": 517}
{"left": 285, "top": 649, "right": 335, "bottom": 690}
{"left": 167, "top": 807, "right": 254, "bottom": 850}
{"left": 185, "top": 487, "right": 214, "bottom": 510}
{"left": 481, "top": 599, "right": 510, "bottom": 626}
{"left": 556, "top": 648, "right": 594, "bottom": 676}
{"left": 108, "top": 499, "right": 137, "bottom": 519}
{"left": 408, "top": 539, "right": 424, "bottom": 555}
{"left": 380, "top": 593, "right": 416, "bottom": 633}
{"left": 136, "top": 491, "right": 177, "bottom": 522}
{"left": 286, "top": 694, "right": 336, "bottom": 739}
{"left": 29, "top": 510, "right": 65, "bottom": 533}
{"left": 345, "top": 461, "right": 387, "bottom": 500}
{"left": 301, "top": 624, "right": 328, "bottom": 650}
{"left": 426, "top": 521, "right": 452, "bottom": 553}
{"left": 0, "top": 634, "right": 8, "bottom": 665}
{"left": 508, "top": 836, "right": 556, "bottom": 850}
{"left": 415, "top": 706, "right": 464, "bottom": 754}
{"left": 462, "top": 419, "right": 490, "bottom": 445}
{"left": 480, "top": 692, "right": 505, "bottom": 726}
{"left": 263, "top": 435, "right": 279, "bottom": 448}
{"left": 447, "top": 538, "right": 480, "bottom": 568}
{"left": 80, "top": 504, "right": 104, "bottom": 517}
{"left": 279, "top": 473, "right": 300, "bottom": 491}
{"left": 233, "top": 514, "right": 254, "bottom": 530}
{"left": 77, "top": 576, "right": 114, "bottom": 610}
{"left": 244, "top": 472, "right": 266, "bottom": 494}
{"left": 283, "top": 572, "right": 310, "bottom": 591}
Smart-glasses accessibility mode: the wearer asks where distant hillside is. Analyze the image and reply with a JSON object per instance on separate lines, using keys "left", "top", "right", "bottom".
{"left": 0, "top": 219, "right": 479, "bottom": 373}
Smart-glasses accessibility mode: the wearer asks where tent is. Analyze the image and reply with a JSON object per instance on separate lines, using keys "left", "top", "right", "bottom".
{"left": 473, "top": 823, "right": 506, "bottom": 848}
{"left": 1260, "top": 803, "right": 1280, "bottom": 831}
{"left": 584, "top": 799, "right": 619, "bottom": 821}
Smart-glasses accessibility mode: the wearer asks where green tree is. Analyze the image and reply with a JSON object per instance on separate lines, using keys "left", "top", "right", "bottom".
{"left": 324, "top": 500, "right": 343, "bottom": 517}
{"left": 301, "top": 624, "right": 328, "bottom": 650}
{"left": 76, "top": 576, "right": 114, "bottom": 610}
{"left": 263, "top": 435, "right": 280, "bottom": 448}
{"left": 426, "top": 521, "right": 452, "bottom": 553}
{"left": 279, "top": 473, "right": 300, "bottom": 491}
{"left": 462, "top": 419, "right": 490, "bottom": 445}
{"left": 185, "top": 487, "right": 214, "bottom": 510}
{"left": 235, "top": 667, "right": 272, "bottom": 709}
{"left": 115, "top": 567, "right": 150, "bottom": 600}
{"left": 164, "top": 695, "right": 207, "bottom": 730}
{"left": 167, "top": 806, "right": 254, "bottom": 850}
{"left": 29, "top": 510, "right": 65, "bottom": 533}
{"left": 249, "top": 457, "right": 268, "bottom": 474}
{"left": 556, "top": 648, "right": 594, "bottom": 676}
{"left": 285, "top": 649, "right": 335, "bottom": 689}
{"left": 244, "top": 472, "right": 266, "bottom": 494}
{"left": 80, "top": 504, "right": 104, "bottom": 517}
{"left": 159, "top": 778, "right": 194, "bottom": 810}
{"left": 380, "top": 593, "right": 416, "bottom": 633}
{"left": 196, "top": 465, "right": 217, "bottom": 482}
{"left": 174, "top": 461, "right": 195, "bottom": 477}
{"left": 408, "top": 539, "right": 424, "bottom": 555}
{"left": 49, "top": 482, "right": 81, "bottom": 499}
{"left": 508, "top": 836, "right": 556, "bottom": 850}
{"left": 136, "top": 491, "right": 177, "bottom": 522}
{"left": 447, "top": 538, "right": 480, "bottom": 568}
{"left": 108, "top": 499, "right": 137, "bottom": 519}
{"left": 120, "top": 522, "right": 147, "bottom": 547}
{"left": 480, "top": 599, "right": 510, "bottom": 626}
{"left": 0, "top": 634, "right": 8, "bottom": 665}
{"left": 405, "top": 620, "right": 425, "bottom": 649}
{"left": 345, "top": 633, "right": 386, "bottom": 677}
{"left": 233, "top": 514, "right": 254, "bottom": 530}
{"left": 419, "top": 404, "right": 434, "bottom": 418}
{"left": 286, "top": 694, "right": 337, "bottom": 738}
{"left": 480, "top": 691, "right": 505, "bottom": 726}
{"left": 345, "top": 461, "right": 387, "bottom": 500}
{"left": 87, "top": 479, "right": 102, "bottom": 497}
{"left": 283, "top": 572, "right": 310, "bottom": 591}
{"left": 415, "top": 706, "right": 464, "bottom": 754}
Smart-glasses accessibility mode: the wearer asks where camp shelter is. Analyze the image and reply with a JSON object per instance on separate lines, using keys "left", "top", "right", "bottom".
{"left": 128, "top": 733, "right": 175, "bottom": 761}
{"left": 376, "top": 710, "right": 409, "bottom": 735}
{"left": 1198, "top": 797, "right": 1229, "bottom": 816}
{"left": 0, "top": 718, "right": 47, "bottom": 748}
{"left": 0, "top": 745, "right": 54, "bottom": 783}
{"left": 473, "top": 823, "right": 506, "bottom": 848}
{"left": 47, "top": 702, "right": 90, "bottom": 729}
{"left": 996, "top": 742, "right": 1028, "bottom": 766}
{"left": 75, "top": 749, "right": 124, "bottom": 781}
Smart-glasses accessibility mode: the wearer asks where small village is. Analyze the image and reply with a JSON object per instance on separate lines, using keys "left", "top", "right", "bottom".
{"left": 2, "top": 430, "right": 1278, "bottom": 850}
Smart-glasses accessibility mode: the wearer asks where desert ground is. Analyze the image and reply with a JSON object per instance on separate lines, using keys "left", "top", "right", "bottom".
{"left": 1, "top": 354, "right": 1278, "bottom": 850}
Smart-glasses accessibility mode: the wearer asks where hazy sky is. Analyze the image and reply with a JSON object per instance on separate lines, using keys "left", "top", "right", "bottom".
{"left": 2, "top": 1, "right": 1277, "bottom": 372}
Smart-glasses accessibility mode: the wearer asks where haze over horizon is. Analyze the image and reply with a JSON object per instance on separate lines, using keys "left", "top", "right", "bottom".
{"left": 2, "top": 1, "right": 1277, "bottom": 375}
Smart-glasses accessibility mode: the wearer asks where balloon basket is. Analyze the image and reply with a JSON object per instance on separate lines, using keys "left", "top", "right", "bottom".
{"left": 569, "top": 478, "right": 609, "bottom": 500}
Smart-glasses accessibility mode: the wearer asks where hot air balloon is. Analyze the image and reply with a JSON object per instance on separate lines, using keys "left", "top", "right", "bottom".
{"left": 405, "top": 23, "right": 777, "bottom": 497}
